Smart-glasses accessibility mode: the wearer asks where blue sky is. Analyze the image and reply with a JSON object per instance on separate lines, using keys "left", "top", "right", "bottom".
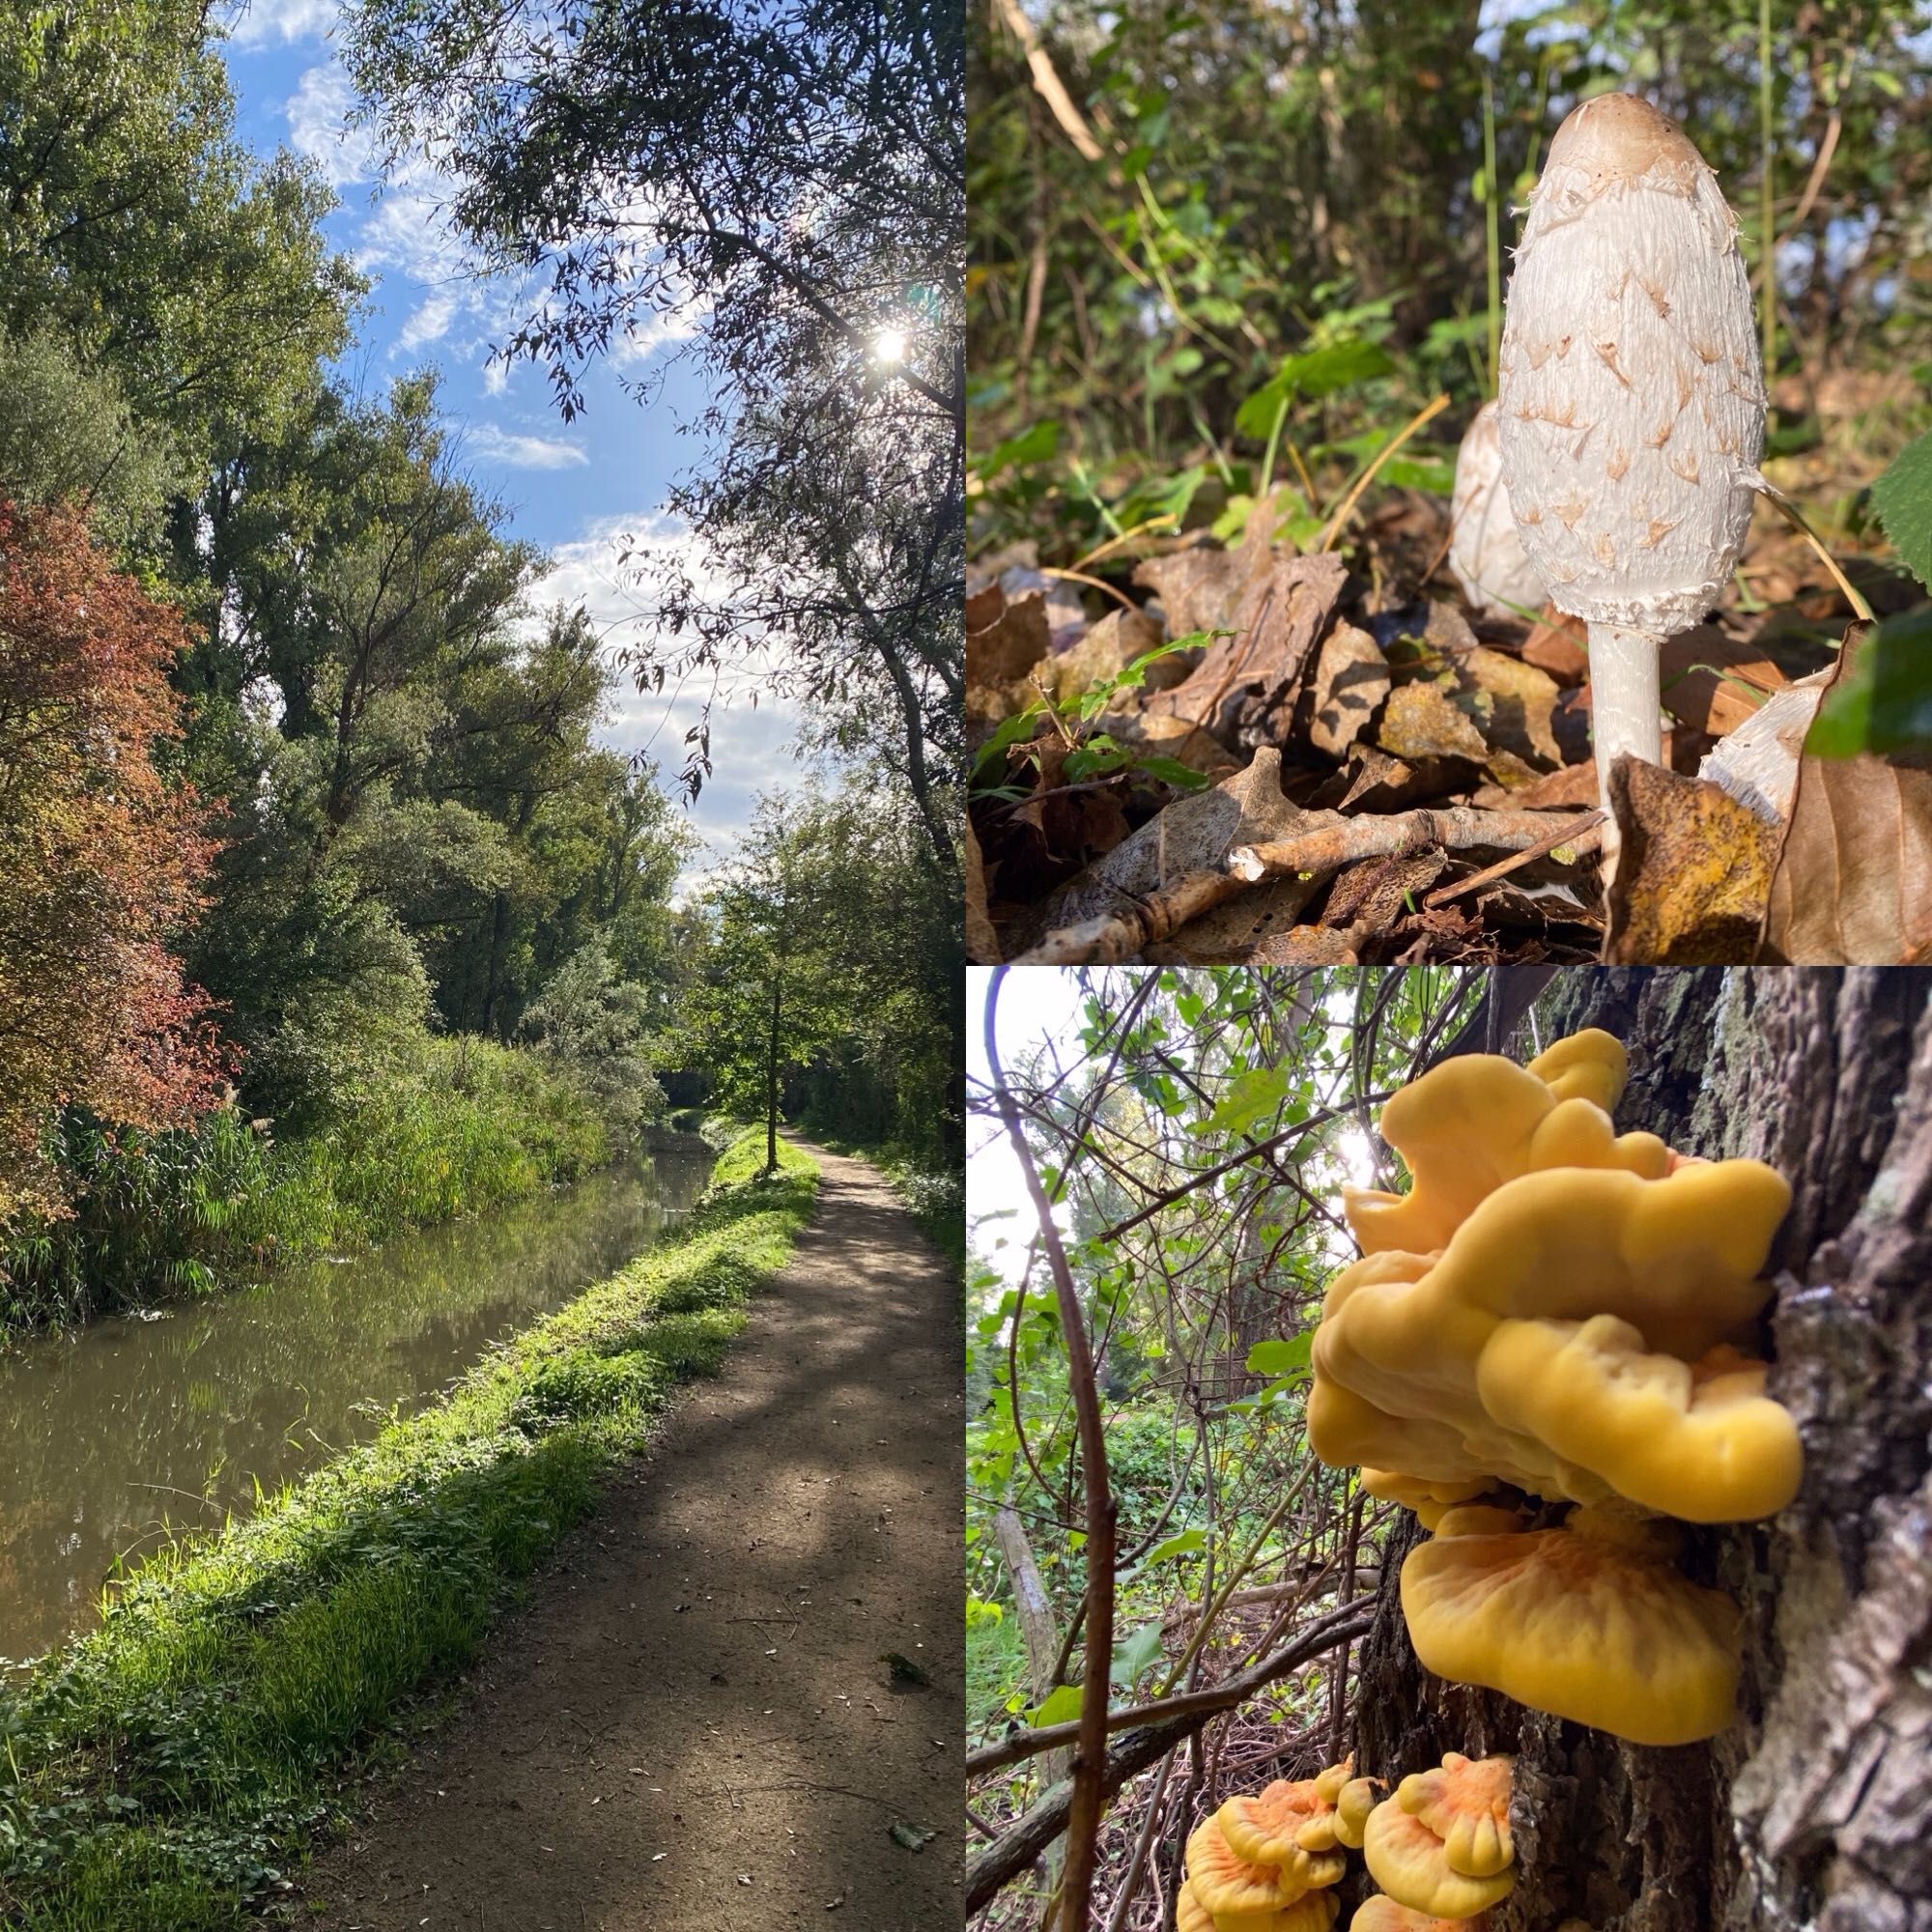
{"left": 218, "top": 0, "right": 803, "bottom": 883}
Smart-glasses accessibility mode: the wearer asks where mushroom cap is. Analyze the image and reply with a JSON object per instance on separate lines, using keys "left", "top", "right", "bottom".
{"left": 1450, "top": 400, "right": 1548, "bottom": 617}
{"left": 1362, "top": 1471, "right": 1491, "bottom": 1515}
{"left": 1341, "top": 1031, "right": 1646, "bottom": 1257}
{"left": 1363, "top": 1797, "right": 1517, "bottom": 1918}
{"left": 1313, "top": 1157, "right": 1793, "bottom": 1508}
{"left": 1497, "top": 93, "right": 1764, "bottom": 636}
{"left": 1221, "top": 1785, "right": 1329, "bottom": 1878}
{"left": 1182, "top": 1875, "right": 1341, "bottom": 1932}
{"left": 1352, "top": 1901, "right": 1491, "bottom": 1932}
{"left": 1313, "top": 1754, "right": 1356, "bottom": 1804}
{"left": 1476, "top": 1313, "right": 1804, "bottom": 1521}
{"left": 1396, "top": 1753, "right": 1515, "bottom": 1878}
{"left": 1401, "top": 1507, "right": 1743, "bottom": 1744}
{"left": 1188, "top": 1817, "right": 1313, "bottom": 1919}
{"left": 1431, "top": 1503, "right": 1532, "bottom": 1539}
{"left": 1336, "top": 1775, "right": 1387, "bottom": 1849}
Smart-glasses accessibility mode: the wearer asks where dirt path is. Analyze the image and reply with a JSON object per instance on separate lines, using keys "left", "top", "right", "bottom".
{"left": 300, "top": 1143, "right": 962, "bottom": 1932}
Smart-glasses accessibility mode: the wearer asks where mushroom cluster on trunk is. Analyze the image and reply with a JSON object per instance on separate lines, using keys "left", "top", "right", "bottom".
{"left": 1496, "top": 93, "right": 1767, "bottom": 869}
{"left": 1301, "top": 1028, "right": 1800, "bottom": 1745}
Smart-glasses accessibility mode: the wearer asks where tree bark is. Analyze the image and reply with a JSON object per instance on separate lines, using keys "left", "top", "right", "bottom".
{"left": 1352, "top": 967, "right": 1932, "bottom": 1932}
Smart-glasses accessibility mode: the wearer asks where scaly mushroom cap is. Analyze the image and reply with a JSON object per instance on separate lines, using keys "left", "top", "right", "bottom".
{"left": 1497, "top": 93, "right": 1765, "bottom": 636}
{"left": 1401, "top": 1505, "right": 1743, "bottom": 1744}
{"left": 1336, "top": 1775, "right": 1387, "bottom": 1850}
{"left": 1449, "top": 399, "right": 1547, "bottom": 617}
{"left": 1341, "top": 1031, "right": 1661, "bottom": 1257}
{"left": 1396, "top": 1753, "right": 1515, "bottom": 1878}
{"left": 1312, "top": 1157, "right": 1793, "bottom": 1508}
{"left": 1352, "top": 1901, "right": 1491, "bottom": 1932}
{"left": 1476, "top": 1314, "right": 1803, "bottom": 1521}
{"left": 1363, "top": 1797, "right": 1517, "bottom": 1918}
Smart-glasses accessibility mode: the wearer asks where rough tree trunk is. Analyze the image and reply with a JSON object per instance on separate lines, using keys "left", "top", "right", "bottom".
{"left": 1353, "top": 967, "right": 1932, "bottom": 1932}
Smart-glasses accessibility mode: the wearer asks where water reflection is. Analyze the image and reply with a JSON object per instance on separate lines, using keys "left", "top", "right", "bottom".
{"left": 0, "top": 1133, "right": 716, "bottom": 1660}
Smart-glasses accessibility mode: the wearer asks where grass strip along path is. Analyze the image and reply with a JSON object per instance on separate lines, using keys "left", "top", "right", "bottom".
{"left": 0, "top": 1130, "right": 817, "bottom": 1931}
{"left": 298, "top": 1141, "right": 963, "bottom": 1932}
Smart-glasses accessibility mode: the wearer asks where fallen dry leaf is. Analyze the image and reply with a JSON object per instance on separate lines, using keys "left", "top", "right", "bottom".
{"left": 1321, "top": 850, "right": 1447, "bottom": 934}
{"left": 1378, "top": 679, "right": 1491, "bottom": 768}
{"left": 1023, "top": 748, "right": 1305, "bottom": 947}
{"left": 1660, "top": 626, "right": 1791, "bottom": 736}
{"left": 965, "top": 820, "right": 999, "bottom": 965}
{"left": 1150, "top": 553, "right": 1350, "bottom": 749}
{"left": 1760, "top": 714, "right": 1932, "bottom": 966}
{"left": 1304, "top": 621, "right": 1390, "bottom": 757}
{"left": 966, "top": 585, "right": 1050, "bottom": 687}
{"left": 1604, "top": 758, "right": 1778, "bottom": 963}
{"left": 1045, "top": 605, "right": 1178, "bottom": 708}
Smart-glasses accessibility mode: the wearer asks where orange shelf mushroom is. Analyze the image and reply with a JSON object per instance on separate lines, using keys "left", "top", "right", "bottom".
{"left": 1401, "top": 1505, "right": 1741, "bottom": 1746}
{"left": 1363, "top": 1794, "right": 1517, "bottom": 1919}
{"left": 1193, "top": 1760, "right": 1360, "bottom": 1932}
{"left": 1351, "top": 1902, "right": 1491, "bottom": 1932}
{"left": 1395, "top": 1753, "right": 1513, "bottom": 1879}
{"left": 1295, "top": 1027, "right": 1799, "bottom": 1744}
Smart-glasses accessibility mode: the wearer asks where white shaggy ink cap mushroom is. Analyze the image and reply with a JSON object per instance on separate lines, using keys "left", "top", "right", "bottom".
{"left": 1496, "top": 94, "right": 1766, "bottom": 867}
{"left": 1449, "top": 399, "right": 1548, "bottom": 619}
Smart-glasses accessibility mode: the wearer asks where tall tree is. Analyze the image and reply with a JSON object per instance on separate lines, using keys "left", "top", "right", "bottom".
{"left": 1356, "top": 967, "right": 1932, "bottom": 1930}
{"left": 0, "top": 502, "right": 226, "bottom": 1217}
{"left": 341, "top": 0, "right": 965, "bottom": 812}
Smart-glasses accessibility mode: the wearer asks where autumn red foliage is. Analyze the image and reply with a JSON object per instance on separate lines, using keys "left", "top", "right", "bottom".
{"left": 0, "top": 500, "right": 227, "bottom": 1217}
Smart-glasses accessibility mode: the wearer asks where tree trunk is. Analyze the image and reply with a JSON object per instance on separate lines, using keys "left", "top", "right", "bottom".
{"left": 995, "top": 1499, "right": 1071, "bottom": 1885}
{"left": 1353, "top": 967, "right": 1932, "bottom": 1932}
{"left": 766, "top": 975, "right": 781, "bottom": 1174}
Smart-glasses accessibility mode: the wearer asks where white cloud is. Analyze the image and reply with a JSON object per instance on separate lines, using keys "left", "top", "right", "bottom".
{"left": 223, "top": 0, "right": 337, "bottom": 49}
{"left": 284, "top": 62, "right": 372, "bottom": 188}
{"left": 467, "top": 424, "right": 588, "bottom": 469}
{"left": 525, "top": 513, "right": 805, "bottom": 876}
{"left": 610, "top": 298, "right": 709, "bottom": 369}
{"left": 397, "top": 289, "right": 459, "bottom": 352}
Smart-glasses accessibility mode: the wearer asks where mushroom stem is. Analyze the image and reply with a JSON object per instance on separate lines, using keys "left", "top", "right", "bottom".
{"left": 1586, "top": 621, "right": 1664, "bottom": 873}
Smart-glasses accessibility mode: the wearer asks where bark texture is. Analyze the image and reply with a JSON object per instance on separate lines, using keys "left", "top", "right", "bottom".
{"left": 1353, "top": 967, "right": 1932, "bottom": 1932}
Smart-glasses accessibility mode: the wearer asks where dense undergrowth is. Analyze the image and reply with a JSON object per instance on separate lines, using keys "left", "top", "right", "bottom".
{"left": 0, "top": 1039, "right": 613, "bottom": 1333}
{"left": 0, "top": 1128, "right": 817, "bottom": 1931}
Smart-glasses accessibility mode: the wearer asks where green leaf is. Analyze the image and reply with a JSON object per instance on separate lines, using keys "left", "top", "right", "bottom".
{"left": 1872, "top": 428, "right": 1932, "bottom": 587}
{"left": 1112, "top": 1617, "right": 1167, "bottom": 1688}
{"left": 1032, "top": 1683, "right": 1086, "bottom": 1727}
{"left": 1234, "top": 338, "right": 1396, "bottom": 440}
{"left": 1142, "top": 1526, "right": 1208, "bottom": 1563}
{"left": 973, "top": 418, "right": 1062, "bottom": 484}
{"left": 1244, "top": 1333, "right": 1313, "bottom": 1377}
{"left": 1191, "top": 1064, "right": 1293, "bottom": 1137}
{"left": 1805, "top": 608, "right": 1932, "bottom": 756}
{"left": 970, "top": 703, "right": 1046, "bottom": 787}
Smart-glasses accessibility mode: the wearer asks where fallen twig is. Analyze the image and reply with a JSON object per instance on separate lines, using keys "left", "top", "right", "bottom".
{"left": 1424, "top": 809, "right": 1605, "bottom": 905}
{"left": 1018, "top": 805, "right": 1590, "bottom": 965}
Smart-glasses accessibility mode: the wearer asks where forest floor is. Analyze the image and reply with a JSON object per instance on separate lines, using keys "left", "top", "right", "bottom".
{"left": 297, "top": 1143, "right": 963, "bottom": 1932}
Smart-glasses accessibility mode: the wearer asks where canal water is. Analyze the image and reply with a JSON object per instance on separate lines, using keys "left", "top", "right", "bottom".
{"left": 0, "top": 1133, "right": 716, "bottom": 1661}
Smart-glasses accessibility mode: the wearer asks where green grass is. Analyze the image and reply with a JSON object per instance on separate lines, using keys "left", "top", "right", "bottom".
{"left": 0, "top": 1037, "right": 612, "bottom": 1331}
{"left": 0, "top": 1129, "right": 818, "bottom": 1930}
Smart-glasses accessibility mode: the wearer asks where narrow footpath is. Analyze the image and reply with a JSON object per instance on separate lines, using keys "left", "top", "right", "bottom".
{"left": 300, "top": 1144, "right": 963, "bottom": 1932}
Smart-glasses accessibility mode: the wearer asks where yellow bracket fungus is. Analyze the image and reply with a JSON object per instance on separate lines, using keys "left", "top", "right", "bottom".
{"left": 1342, "top": 1030, "right": 1670, "bottom": 1256}
{"left": 1336, "top": 1774, "right": 1386, "bottom": 1850}
{"left": 1351, "top": 1901, "right": 1492, "bottom": 1932}
{"left": 1186, "top": 1818, "right": 1316, "bottom": 1928}
{"left": 1395, "top": 1753, "right": 1513, "bottom": 1879}
{"left": 1363, "top": 1795, "right": 1517, "bottom": 1918}
{"left": 1401, "top": 1506, "right": 1742, "bottom": 1746}
{"left": 1312, "top": 1158, "right": 1794, "bottom": 1511}
{"left": 1296, "top": 1027, "right": 1798, "bottom": 1743}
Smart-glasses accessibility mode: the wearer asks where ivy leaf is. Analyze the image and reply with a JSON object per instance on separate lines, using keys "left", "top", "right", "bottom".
{"left": 1806, "top": 609, "right": 1932, "bottom": 757}
{"left": 1112, "top": 1617, "right": 1168, "bottom": 1689}
{"left": 1031, "top": 1684, "right": 1085, "bottom": 1727}
{"left": 1244, "top": 1334, "right": 1314, "bottom": 1377}
{"left": 1872, "top": 428, "right": 1932, "bottom": 588}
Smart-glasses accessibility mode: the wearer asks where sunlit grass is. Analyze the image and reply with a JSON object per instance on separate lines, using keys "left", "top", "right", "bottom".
{"left": 0, "top": 1130, "right": 818, "bottom": 1931}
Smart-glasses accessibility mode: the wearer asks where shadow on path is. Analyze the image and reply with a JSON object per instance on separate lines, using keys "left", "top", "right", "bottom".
{"left": 300, "top": 1142, "right": 964, "bottom": 1932}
